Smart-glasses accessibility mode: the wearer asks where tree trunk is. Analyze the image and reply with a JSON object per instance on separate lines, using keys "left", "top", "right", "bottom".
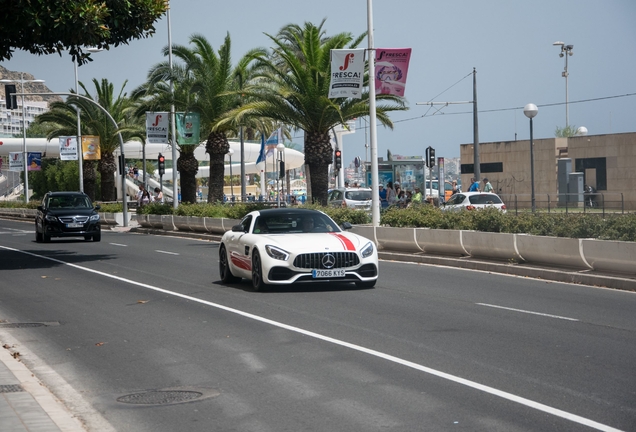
{"left": 83, "top": 160, "right": 97, "bottom": 201}
{"left": 98, "top": 152, "right": 117, "bottom": 201}
{"left": 304, "top": 131, "right": 333, "bottom": 206}
{"left": 177, "top": 150, "right": 199, "bottom": 204}
{"left": 205, "top": 131, "right": 230, "bottom": 203}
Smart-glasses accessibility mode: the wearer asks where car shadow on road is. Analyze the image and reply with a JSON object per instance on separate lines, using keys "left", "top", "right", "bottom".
{"left": 0, "top": 247, "right": 117, "bottom": 271}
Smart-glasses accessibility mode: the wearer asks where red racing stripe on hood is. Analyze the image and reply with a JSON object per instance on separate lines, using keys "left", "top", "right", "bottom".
{"left": 329, "top": 233, "right": 356, "bottom": 251}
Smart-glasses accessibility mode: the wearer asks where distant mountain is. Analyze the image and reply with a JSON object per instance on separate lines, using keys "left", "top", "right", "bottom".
{"left": 0, "top": 65, "right": 62, "bottom": 104}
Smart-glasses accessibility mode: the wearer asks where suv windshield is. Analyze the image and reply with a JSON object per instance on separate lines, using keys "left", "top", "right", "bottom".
{"left": 47, "top": 195, "right": 92, "bottom": 209}
{"left": 345, "top": 190, "right": 372, "bottom": 201}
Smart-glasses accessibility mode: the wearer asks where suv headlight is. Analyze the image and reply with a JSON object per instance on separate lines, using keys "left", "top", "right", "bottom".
{"left": 265, "top": 245, "right": 290, "bottom": 261}
{"left": 361, "top": 241, "right": 374, "bottom": 258}
{"left": 45, "top": 214, "right": 58, "bottom": 222}
{"left": 90, "top": 214, "right": 100, "bottom": 221}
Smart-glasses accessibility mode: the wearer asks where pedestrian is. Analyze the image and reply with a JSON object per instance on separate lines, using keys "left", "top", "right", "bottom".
{"left": 468, "top": 177, "right": 480, "bottom": 192}
{"left": 154, "top": 187, "right": 164, "bottom": 203}
{"left": 451, "top": 180, "right": 460, "bottom": 196}
{"left": 379, "top": 184, "right": 388, "bottom": 208}
{"left": 137, "top": 184, "right": 151, "bottom": 207}
{"left": 344, "top": 181, "right": 350, "bottom": 188}
{"left": 133, "top": 166, "right": 139, "bottom": 181}
{"left": 386, "top": 181, "right": 396, "bottom": 205}
{"left": 412, "top": 187, "right": 423, "bottom": 203}
{"left": 482, "top": 178, "right": 493, "bottom": 193}
{"left": 397, "top": 189, "right": 406, "bottom": 207}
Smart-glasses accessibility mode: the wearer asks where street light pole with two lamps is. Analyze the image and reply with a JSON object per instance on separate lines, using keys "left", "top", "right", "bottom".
{"left": 553, "top": 41, "right": 573, "bottom": 128}
{"left": 523, "top": 103, "right": 538, "bottom": 213}
{"left": 0, "top": 74, "right": 45, "bottom": 203}
{"left": 227, "top": 148, "right": 234, "bottom": 200}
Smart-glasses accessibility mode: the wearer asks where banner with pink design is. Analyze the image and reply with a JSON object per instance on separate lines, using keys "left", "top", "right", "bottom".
{"left": 375, "top": 48, "right": 412, "bottom": 97}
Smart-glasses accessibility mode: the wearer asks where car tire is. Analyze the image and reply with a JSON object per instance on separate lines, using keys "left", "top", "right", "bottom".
{"left": 355, "top": 280, "right": 376, "bottom": 289}
{"left": 251, "top": 250, "right": 267, "bottom": 292}
{"left": 219, "top": 245, "right": 240, "bottom": 284}
{"left": 43, "top": 231, "right": 51, "bottom": 243}
{"left": 93, "top": 231, "right": 101, "bottom": 242}
{"left": 35, "top": 225, "right": 43, "bottom": 243}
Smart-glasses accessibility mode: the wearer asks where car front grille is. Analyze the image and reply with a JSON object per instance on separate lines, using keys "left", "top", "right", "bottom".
{"left": 59, "top": 216, "right": 89, "bottom": 224}
{"left": 293, "top": 252, "right": 360, "bottom": 269}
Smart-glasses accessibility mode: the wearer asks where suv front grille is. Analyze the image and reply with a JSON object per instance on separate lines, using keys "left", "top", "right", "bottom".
{"left": 293, "top": 252, "right": 359, "bottom": 269}
{"left": 59, "top": 216, "right": 89, "bottom": 224}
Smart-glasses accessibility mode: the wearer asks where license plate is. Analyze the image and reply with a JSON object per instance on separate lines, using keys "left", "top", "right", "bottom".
{"left": 312, "top": 269, "right": 345, "bottom": 278}
{"left": 66, "top": 223, "right": 83, "bottom": 228}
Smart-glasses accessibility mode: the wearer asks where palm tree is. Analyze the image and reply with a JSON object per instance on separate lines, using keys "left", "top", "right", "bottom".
{"left": 221, "top": 20, "right": 407, "bottom": 205}
{"left": 132, "top": 62, "right": 201, "bottom": 203}
{"left": 36, "top": 78, "right": 144, "bottom": 200}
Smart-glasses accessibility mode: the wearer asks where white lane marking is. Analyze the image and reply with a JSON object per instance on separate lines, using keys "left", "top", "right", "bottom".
{"left": 155, "top": 250, "right": 179, "bottom": 255}
{"left": 109, "top": 243, "right": 128, "bottom": 247}
{"left": 476, "top": 303, "right": 579, "bottom": 321}
{"left": 0, "top": 245, "right": 622, "bottom": 432}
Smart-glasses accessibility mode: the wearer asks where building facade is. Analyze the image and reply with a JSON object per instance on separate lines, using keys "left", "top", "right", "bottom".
{"left": 460, "top": 132, "right": 636, "bottom": 211}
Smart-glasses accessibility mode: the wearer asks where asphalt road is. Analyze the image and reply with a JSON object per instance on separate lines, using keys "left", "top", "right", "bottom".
{"left": 0, "top": 218, "right": 634, "bottom": 432}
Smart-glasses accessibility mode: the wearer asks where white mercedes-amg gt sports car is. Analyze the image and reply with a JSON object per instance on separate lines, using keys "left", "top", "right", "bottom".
{"left": 219, "top": 208, "right": 378, "bottom": 291}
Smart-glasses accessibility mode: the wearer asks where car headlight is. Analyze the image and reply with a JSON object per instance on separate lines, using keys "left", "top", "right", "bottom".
{"left": 45, "top": 214, "right": 58, "bottom": 222}
{"left": 90, "top": 214, "right": 100, "bottom": 221}
{"left": 361, "top": 241, "right": 374, "bottom": 258}
{"left": 265, "top": 245, "right": 290, "bottom": 261}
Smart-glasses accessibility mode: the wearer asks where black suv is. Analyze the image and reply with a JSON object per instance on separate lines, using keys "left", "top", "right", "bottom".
{"left": 35, "top": 192, "right": 101, "bottom": 242}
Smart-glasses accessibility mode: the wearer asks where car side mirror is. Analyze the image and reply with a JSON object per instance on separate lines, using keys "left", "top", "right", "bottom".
{"left": 94, "top": 204, "right": 101, "bottom": 210}
{"left": 232, "top": 224, "right": 245, "bottom": 232}
{"left": 37, "top": 205, "right": 43, "bottom": 211}
{"left": 341, "top": 222, "right": 353, "bottom": 230}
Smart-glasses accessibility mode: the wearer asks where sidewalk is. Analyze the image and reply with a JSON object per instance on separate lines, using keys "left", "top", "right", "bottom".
{"left": 0, "top": 344, "right": 85, "bottom": 432}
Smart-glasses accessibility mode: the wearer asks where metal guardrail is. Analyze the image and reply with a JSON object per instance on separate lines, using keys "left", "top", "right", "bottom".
{"left": 499, "top": 192, "right": 627, "bottom": 214}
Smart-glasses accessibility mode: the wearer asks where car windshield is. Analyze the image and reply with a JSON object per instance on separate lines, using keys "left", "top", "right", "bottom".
{"left": 345, "top": 190, "right": 372, "bottom": 201}
{"left": 468, "top": 194, "right": 503, "bottom": 205}
{"left": 253, "top": 212, "right": 340, "bottom": 234}
{"left": 47, "top": 195, "right": 93, "bottom": 209}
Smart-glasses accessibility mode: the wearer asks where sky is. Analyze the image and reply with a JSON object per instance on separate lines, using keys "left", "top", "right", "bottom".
{"left": 2, "top": 0, "right": 635, "bottom": 162}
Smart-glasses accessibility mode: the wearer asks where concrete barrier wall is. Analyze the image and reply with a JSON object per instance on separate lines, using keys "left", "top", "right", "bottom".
{"left": 172, "top": 215, "right": 190, "bottom": 231}
{"left": 581, "top": 239, "right": 636, "bottom": 275}
{"left": 350, "top": 225, "right": 376, "bottom": 245}
{"left": 462, "top": 231, "right": 523, "bottom": 262}
{"left": 376, "top": 227, "right": 421, "bottom": 253}
{"left": 415, "top": 228, "right": 467, "bottom": 257}
{"left": 516, "top": 235, "right": 592, "bottom": 270}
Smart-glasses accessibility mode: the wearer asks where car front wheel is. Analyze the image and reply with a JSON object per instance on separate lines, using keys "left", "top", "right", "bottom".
{"left": 35, "top": 224, "right": 42, "bottom": 243}
{"left": 251, "top": 250, "right": 267, "bottom": 292}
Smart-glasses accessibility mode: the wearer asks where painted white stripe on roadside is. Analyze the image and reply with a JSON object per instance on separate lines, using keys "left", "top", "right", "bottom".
{"left": 155, "top": 250, "right": 179, "bottom": 255}
{"left": 109, "top": 243, "right": 128, "bottom": 247}
{"left": 0, "top": 245, "right": 622, "bottom": 432}
{"left": 476, "top": 303, "right": 579, "bottom": 321}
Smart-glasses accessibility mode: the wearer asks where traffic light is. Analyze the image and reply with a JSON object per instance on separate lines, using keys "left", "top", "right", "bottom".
{"left": 4, "top": 84, "right": 17, "bottom": 110}
{"left": 426, "top": 146, "right": 436, "bottom": 168}
{"left": 334, "top": 149, "right": 342, "bottom": 171}
{"left": 158, "top": 153, "right": 165, "bottom": 176}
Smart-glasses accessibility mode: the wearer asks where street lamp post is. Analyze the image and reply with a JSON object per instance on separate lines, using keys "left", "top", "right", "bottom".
{"left": 553, "top": 41, "right": 573, "bottom": 128}
{"left": 228, "top": 148, "right": 234, "bottom": 200}
{"left": 524, "top": 103, "right": 538, "bottom": 212}
{"left": 276, "top": 143, "right": 285, "bottom": 207}
{"left": 0, "top": 74, "right": 45, "bottom": 203}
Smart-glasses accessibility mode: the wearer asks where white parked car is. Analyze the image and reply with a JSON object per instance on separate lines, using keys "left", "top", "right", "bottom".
{"left": 219, "top": 209, "right": 379, "bottom": 291}
{"left": 442, "top": 192, "right": 507, "bottom": 213}
{"left": 328, "top": 187, "right": 373, "bottom": 211}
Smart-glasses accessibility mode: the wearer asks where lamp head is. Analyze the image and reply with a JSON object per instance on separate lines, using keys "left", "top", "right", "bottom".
{"left": 228, "top": 148, "right": 234, "bottom": 155}
{"left": 559, "top": 53, "right": 564, "bottom": 58}
{"left": 523, "top": 103, "right": 538, "bottom": 119}
{"left": 553, "top": 41, "right": 564, "bottom": 47}
{"left": 276, "top": 143, "right": 285, "bottom": 151}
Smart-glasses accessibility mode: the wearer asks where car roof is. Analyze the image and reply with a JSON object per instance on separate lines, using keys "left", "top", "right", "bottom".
{"left": 255, "top": 208, "right": 325, "bottom": 217}
{"left": 333, "top": 187, "right": 372, "bottom": 192}
{"left": 46, "top": 191, "right": 89, "bottom": 197}
{"left": 460, "top": 192, "right": 500, "bottom": 196}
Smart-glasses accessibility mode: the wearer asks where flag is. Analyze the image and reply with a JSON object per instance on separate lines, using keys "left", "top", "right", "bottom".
{"left": 59, "top": 136, "right": 78, "bottom": 161}
{"left": 328, "top": 49, "right": 365, "bottom": 99}
{"left": 82, "top": 136, "right": 101, "bottom": 160}
{"left": 176, "top": 112, "right": 201, "bottom": 145}
{"left": 27, "top": 152, "right": 41, "bottom": 171}
{"left": 256, "top": 133, "right": 266, "bottom": 164}
{"left": 375, "top": 48, "right": 412, "bottom": 97}
{"left": 265, "top": 128, "right": 282, "bottom": 158}
{"left": 146, "top": 112, "right": 169, "bottom": 144}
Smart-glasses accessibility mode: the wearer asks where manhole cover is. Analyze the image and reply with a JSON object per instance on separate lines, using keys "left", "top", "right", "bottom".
{"left": 0, "top": 323, "right": 46, "bottom": 328}
{"left": 117, "top": 389, "right": 212, "bottom": 406}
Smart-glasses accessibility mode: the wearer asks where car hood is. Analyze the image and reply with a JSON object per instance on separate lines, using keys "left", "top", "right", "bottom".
{"left": 260, "top": 232, "right": 369, "bottom": 253}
